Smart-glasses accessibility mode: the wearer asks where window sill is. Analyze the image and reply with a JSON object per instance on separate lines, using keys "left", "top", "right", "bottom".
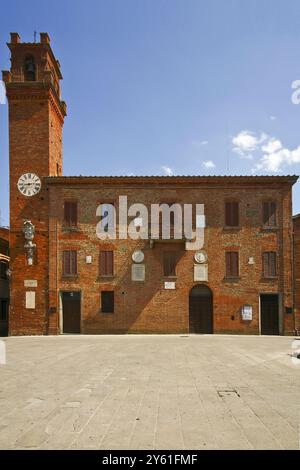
{"left": 223, "top": 226, "right": 240, "bottom": 231}
{"left": 101, "top": 311, "right": 114, "bottom": 315}
{"left": 223, "top": 276, "right": 241, "bottom": 282}
{"left": 162, "top": 276, "right": 178, "bottom": 281}
{"left": 97, "top": 275, "right": 115, "bottom": 281}
{"left": 260, "top": 277, "right": 278, "bottom": 281}
{"left": 62, "top": 226, "right": 80, "bottom": 232}
{"left": 62, "top": 275, "right": 79, "bottom": 280}
{"left": 261, "top": 226, "right": 279, "bottom": 232}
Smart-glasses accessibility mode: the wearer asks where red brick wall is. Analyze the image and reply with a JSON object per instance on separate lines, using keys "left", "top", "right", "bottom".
{"left": 294, "top": 215, "right": 300, "bottom": 332}
{"left": 3, "top": 34, "right": 65, "bottom": 335}
{"left": 47, "top": 179, "right": 296, "bottom": 335}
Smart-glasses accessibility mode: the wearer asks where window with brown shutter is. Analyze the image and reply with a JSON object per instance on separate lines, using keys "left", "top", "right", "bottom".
{"left": 262, "top": 252, "right": 277, "bottom": 277}
{"left": 64, "top": 201, "right": 78, "bottom": 227}
{"left": 225, "top": 202, "right": 239, "bottom": 227}
{"left": 63, "top": 250, "right": 77, "bottom": 276}
{"left": 101, "top": 291, "right": 114, "bottom": 313}
{"left": 163, "top": 251, "right": 177, "bottom": 276}
{"left": 225, "top": 251, "right": 239, "bottom": 277}
{"left": 99, "top": 251, "right": 114, "bottom": 276}
{"left": 263, "top": 202, "right": 277, "bottom": 227}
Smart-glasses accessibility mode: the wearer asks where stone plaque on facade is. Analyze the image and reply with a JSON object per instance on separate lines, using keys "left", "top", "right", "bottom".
{"left": 164, "top": 281, "right": 176, "bottom": 289}
{"left": 132, "top": 264, "right": 145, "bottom": 281}
{"left": 194, "top": 264, "right": 208, "bottom": 282}
{"left": 24, "top": 280, "right": 37, "bottom": 287}
{"left": 25, "top": 291, "right": 36, "bottom": 309}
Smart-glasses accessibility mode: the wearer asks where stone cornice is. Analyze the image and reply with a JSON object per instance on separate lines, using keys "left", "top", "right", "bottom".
{"left": 45, "top": 175, "right": 299, "bottom": 187}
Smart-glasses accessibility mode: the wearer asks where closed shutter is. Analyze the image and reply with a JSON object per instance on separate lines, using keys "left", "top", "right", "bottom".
{"left": 63, "top": 251, "right": 70, "bottom": 275}
{"left": 263, "top": 202, "right": 276, "bottom": 226}
{"left": 71, "top": 251, "right": 77, "bottom": 275}
{"left": 64, "top": 202, "right": 78, "bottom": 227}
{"left": 225, "top": 202, "right": 239, "bottom": 227}
{"left": 269, "top": 252, "right": 277, "bottom": 277}
{"left": 263, "top": 252, "right": 277, "bottom": 277}
{"left": 100, "top": 251, "right": 114, "bottom": 276}
{"left": 163, "top": 251, "right": 176, "bottom": 276}
{"left": 63, "top": 250, "right": 77, "bottom": 275}
{"left": 226, "top": 252, "right": 239, "bottom": 277}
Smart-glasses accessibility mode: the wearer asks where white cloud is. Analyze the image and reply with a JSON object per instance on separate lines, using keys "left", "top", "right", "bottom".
{"left": 161, "top": 165, "right": 174, "bottom": 176}
{"left": 270, "top": 115, "right": 276, "bottom": 121}
{"left": 232, "top": 130, "right": 267, "bottom": 159}
{"left": 233, "top": 129, "right": 300, "bottom": 173}
{"left": 202, "top": 160, "right": 216, "bottom": 169}
{"left": 261, "top": 139, "right": 282, "bottom": 154}
{"left": 253, "top": 138, "right": 300, "bottom": 173}
{"left": 191, "top": 140, "right": 208, "bottom": 147}
{"left": 0, "top": 80, "right": 6, "bottom": 104}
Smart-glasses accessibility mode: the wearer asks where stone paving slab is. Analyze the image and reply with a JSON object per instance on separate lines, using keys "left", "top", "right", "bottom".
{"left": 0, "top": 334, "right": 299, "bottom": 450}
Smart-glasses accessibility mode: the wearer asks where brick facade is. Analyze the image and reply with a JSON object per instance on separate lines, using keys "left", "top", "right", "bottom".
{"left": 2, "top": 33, "right": 299, "bottom": 336}
{"left": 293, "top": 214, "right": 300, "bottom": 333}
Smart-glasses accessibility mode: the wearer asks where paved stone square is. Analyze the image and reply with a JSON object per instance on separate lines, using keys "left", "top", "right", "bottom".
{"left": 0, "top": 334, "right": 299, "bottom": 450}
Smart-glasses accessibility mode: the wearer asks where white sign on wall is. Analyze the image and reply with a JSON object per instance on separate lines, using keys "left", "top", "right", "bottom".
{"left": 25, "top": 291, "right": 36, "bottom": 309}
{"left": 164, "top": 281, "right": 176, "bottom": 290}
{"left": 241, "top": 305, "right": 252, "bottom": 321}
{"left": 194, "top": 264, "right": 208, "bottom": 282}
{"left": 132, "top": 264, "right": 145, "bottom": 281}
{"left": 24, "top": 280, "right": 37, "bottom": 288}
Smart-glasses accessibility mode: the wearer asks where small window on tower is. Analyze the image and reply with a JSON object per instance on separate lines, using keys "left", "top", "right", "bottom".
{"left": 24, "top": 55, "right": 36, "bottom": 81}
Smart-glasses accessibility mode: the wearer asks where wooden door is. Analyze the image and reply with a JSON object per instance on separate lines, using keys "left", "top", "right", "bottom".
{"left": 260, "top": 294, "right": 279, "bottom": 335}
{"left": 189, "top": 285, "right": 213, "bottom": 334}
{"left": 62, "top": 292, "right": 81, "bottom": 334}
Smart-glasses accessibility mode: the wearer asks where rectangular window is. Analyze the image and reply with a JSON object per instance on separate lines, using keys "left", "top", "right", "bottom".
{"left": 163, "top": 251, "right": 177, "bottom": 277}
{"left": 101, "top": 291, "right": 114, "bottom": 313}
{"left": 99, "top": 251, "right": 114, "bottom": 276}
{"left": 225, "top": 251, "right": 239, "bottom": 277}
{"left": 225, "top": 202, "right": 239, "bottom": 227}
{"left": 263, "top": 202, "right": 277, "bottom": 227}
{"left": 63, "top": 250, "right": 77, "bottom": 276}
{"left": 262, "top": 252, "right": 277, "bottom": 277}
{"left": 64, "top": 201, "right": 78, "bottom": 227}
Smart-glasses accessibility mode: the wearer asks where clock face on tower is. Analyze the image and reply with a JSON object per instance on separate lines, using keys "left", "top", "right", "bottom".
{"left": 17, "top": 173, "right": 41, "bottom": 197}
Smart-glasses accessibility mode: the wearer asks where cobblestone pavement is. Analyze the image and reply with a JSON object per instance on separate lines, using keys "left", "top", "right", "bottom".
{"left": 0, "top": 334, "right": 299, "bottom": 449}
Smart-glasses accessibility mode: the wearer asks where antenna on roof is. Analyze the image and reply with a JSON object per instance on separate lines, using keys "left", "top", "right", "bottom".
{"left": 226, "top": 120, "right": 230, "bottom": 173}
{"left": 34, "top": 31, "right": 37, "bottom": 43}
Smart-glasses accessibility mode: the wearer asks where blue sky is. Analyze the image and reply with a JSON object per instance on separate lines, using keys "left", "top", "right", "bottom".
{"left": 1, "top": 0, "right": 300, "bottom": 226}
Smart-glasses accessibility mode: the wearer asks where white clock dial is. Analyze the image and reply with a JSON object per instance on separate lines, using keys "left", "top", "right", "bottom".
{"left": 17, "top": 173, "right": 41, "bottom": 197}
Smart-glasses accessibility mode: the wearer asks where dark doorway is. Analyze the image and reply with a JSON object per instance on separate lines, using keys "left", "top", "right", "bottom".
{"left": 260, "top": 294, "right": 279, "bottom": 335}
{"left": 62, "top": 291, "right": 81, "bottom": 334}
{"left": 189, "top": 285, "right": 213, "bottom": 334}
{"left": 0, "top": 300, "right": 8, "bottom": 336}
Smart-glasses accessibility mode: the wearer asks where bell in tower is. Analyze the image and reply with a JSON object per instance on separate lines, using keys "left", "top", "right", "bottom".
{"left": 24, "top": 55, "right": 36, "bottom": 81}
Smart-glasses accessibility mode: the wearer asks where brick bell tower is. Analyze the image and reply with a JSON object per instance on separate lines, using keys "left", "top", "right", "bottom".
{"left": 2, "top": 32, "right": 66, "bottom": 335}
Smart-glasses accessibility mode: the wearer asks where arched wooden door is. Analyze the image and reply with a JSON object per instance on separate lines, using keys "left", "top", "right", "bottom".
{"left": 189, "top": 285, "right": 213, "bottom": 334}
